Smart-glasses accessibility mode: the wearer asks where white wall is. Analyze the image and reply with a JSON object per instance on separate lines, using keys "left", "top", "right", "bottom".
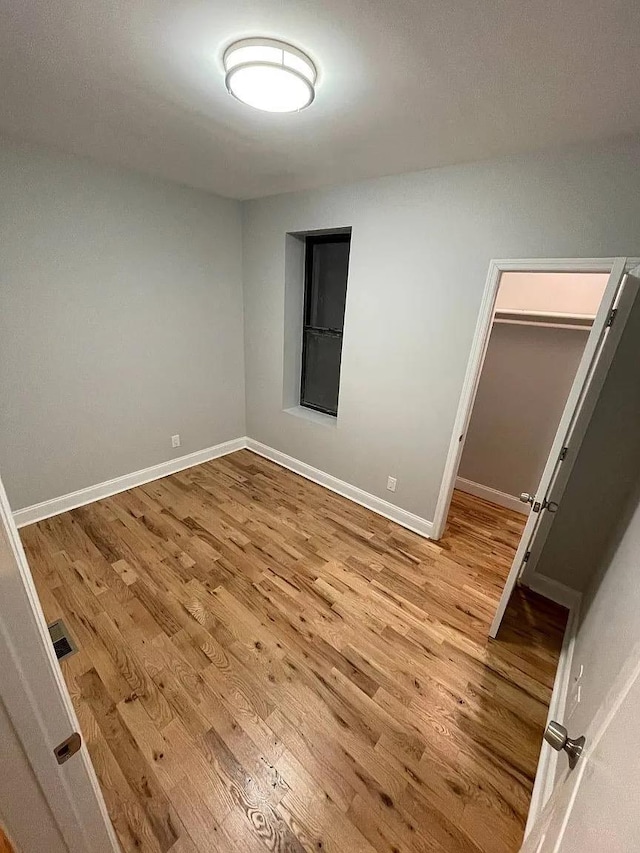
{"left": 0, "top": 143, "right": 246, "bottom": 511}
{"left": 458, "top": 323, "right": 588, "bottom": 499}
{"left": 242, "top": 137, "right": 640, "bottom": 525}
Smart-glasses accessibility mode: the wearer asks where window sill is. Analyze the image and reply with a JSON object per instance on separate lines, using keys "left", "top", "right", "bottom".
{"left": 284, "top": 405, "right": 337, "bottom": 428}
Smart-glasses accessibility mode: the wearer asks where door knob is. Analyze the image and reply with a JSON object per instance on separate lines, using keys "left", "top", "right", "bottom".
{"left": 544, "top": 721, "right": 585, "bottom": 769}
{"left": 520, "top": 492, "right": 534, "bottom": 505}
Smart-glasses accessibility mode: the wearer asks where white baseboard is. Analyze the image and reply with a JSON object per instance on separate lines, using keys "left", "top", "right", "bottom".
{"left": 525, "top": 592, "right": 582, "bottom": 837}
{"left": 12, "top": 437, "right": 248, "bottom": 528}
{"left": 455, "top": 477, "right": 528, "bottom": 515}
{"left": 525, "top": 571, "right": 582, "bottom": 611}
{"left": 246, "top": 439, "right": 433, "bottom": 538}
{"left": 13, "top": 436, "right": 434, "bottom": 539}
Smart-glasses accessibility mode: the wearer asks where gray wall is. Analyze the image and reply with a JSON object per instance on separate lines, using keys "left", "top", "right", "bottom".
{"left": 3, "top": 137, "right": 640, "bottom": 529}
{"left": 0, "top": 143, "right": 246, "bottom": 510}
{"left": 534, "top": 281, "right": 640, "bottom": 591}
{"left": 539, "top": 328, "right": 640, "bottom": 792}
{"left": 557, "top": 473, "right": 640, "bottom": 791}
{"left": 459, "top": 323, "right": 588, "bottom": 498}
{"left": 242, "top": 137, "right": 640, "bottom": 524}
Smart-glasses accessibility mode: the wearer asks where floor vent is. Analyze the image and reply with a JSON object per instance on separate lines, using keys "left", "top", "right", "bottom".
{"left": 48, "top": 619, "right": 77, "bottom": 662}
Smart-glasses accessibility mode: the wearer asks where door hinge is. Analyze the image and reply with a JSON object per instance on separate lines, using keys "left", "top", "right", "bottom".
{"left": 559, "top": 446, "right": 568, "bottom": 461}
{"left": 539, "top": 498, "right": 560, "bottom": 513}
{"left": 54, "top": 732, "right": 82, "bottom": 765}
{"left": 523, "top": 550, "right": 531, "bottom": 563}
{"left": 606, "top": 308, "right": 617, "bottom": 327}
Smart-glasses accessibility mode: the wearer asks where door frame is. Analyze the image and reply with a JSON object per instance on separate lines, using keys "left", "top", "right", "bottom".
{"left": 0, "top": 472, "right": 120, "bottom": 852}
{"left": 431, "top": 257, "right": 640, "bottom": 541}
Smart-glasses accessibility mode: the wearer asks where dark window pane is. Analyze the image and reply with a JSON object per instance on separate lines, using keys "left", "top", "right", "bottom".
{"left": 306, "top": 240, "right": 350, "bottom": 330}
{"left": 301, "top": 330, "right": 342, "bottom": 415}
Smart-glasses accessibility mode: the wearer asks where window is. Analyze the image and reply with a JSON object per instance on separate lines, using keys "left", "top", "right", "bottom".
{"left": 300, "top": 232, "right": 351, "bottom": 416}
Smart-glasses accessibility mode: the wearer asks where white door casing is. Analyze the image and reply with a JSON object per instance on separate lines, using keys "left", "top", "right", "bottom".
{"left": 431, "top": 258, "right": 639, "bottom": 544}
{"left": 0, "top": 471, "right": 119, "bottom": 852}
{"left": 489, "top": 260, "right": 639, "bottom": 637}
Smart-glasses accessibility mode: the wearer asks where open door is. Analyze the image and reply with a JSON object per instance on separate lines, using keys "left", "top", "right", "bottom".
{"left": 0, "top": 472, "right": 118, "bottom": 851}
{"left": 490, "top": 258, "right": 639, "bottom": 637}
{"left": 522, "top": 658, "right": 640, "bottom": 852}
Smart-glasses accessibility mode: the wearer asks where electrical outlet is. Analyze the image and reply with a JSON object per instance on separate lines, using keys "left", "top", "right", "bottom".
{"left": 387, "top": 476, "right": 397, "bottom": 492}
{"left": 171, "top": 434, "right": 181, "bottom": 448}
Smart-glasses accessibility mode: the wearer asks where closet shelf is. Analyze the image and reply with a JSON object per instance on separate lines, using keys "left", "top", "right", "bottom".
{"left": 493, "top": 308, "right": 595, "bottom": 330}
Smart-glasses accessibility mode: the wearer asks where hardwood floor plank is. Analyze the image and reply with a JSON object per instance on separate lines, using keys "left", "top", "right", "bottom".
{"left": 78, "top": 668, "right": 179, "bottom": 851}
{"left": 23, "top": 450, "right": 567, "bottom": 853}
{"left": 0, "top": 828, "right": 14, "bottom": 853}
{"left": 280, "top": 784, "right": 378, "bottom": 853}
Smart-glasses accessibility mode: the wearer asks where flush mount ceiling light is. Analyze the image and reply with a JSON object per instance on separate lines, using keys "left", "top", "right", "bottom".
{"left": 223, "top": 38, "right": 316, "bottom": 113}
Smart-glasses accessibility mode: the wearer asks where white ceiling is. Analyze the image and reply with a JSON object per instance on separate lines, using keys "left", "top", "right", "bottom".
{"left": 2, "top": 0, "right": 640, "bottom": 199}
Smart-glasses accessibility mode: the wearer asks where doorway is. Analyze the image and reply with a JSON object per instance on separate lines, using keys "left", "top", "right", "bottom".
{"left": 432, "top": 258, "right": 639, "bottom": 638}
{"left": 456, "top": 270, "right": 608, "bottom": 517}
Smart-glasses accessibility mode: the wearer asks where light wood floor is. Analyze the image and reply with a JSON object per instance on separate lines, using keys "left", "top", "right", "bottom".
{"left": 22, "top": 450, "right": 567, "bottom": 853}
{"left": 0, "top": 827, "right": 14, "bottom": 853}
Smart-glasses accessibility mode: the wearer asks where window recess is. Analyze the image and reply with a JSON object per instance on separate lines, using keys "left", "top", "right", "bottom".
{"left": 300, "top": 232, "right": 351, "bottom": 416}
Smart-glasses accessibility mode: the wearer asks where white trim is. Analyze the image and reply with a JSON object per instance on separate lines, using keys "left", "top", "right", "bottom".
{"left": 0, "top": 475, "right": 120, "bottom": 852}
{"left": 12, "top": 436, "right": 434, "bottom": 539}
{"left": 525, "top": 571, "right": 582, "bottom": 611}
{"left": 13, "top": 437, "right": 248, "bottom": 527}
{"left": 525, "top": 592, "right": 582, "bottom": 837}
{"left": 246, "top": 439, "right": 433, "bottom": 538}
{"left": 431, "top": 258, "right": 502, "bottom": 540}
{"left": 489, "top": 259, "right": 637, "bottom": 638}
{"left": 431, "top": 257, "right": 640, "bottom": 542}
{"left": 455, "top": 477, "right": 528, "bottom": 515}
{"left": 283, "top": 405, "right": 337, "bottom": 428}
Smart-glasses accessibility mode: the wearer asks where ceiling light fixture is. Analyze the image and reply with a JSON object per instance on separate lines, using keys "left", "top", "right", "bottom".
{"left": 223, "top": 38, "right": 316, "bottom": 113}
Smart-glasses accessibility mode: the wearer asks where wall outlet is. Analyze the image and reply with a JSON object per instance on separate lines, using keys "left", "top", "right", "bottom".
{"left": 387, "top": 476, "right": 397, "bottom": 492}
{"left": 171, "top": 434, "right": 181, "bottom": 448}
